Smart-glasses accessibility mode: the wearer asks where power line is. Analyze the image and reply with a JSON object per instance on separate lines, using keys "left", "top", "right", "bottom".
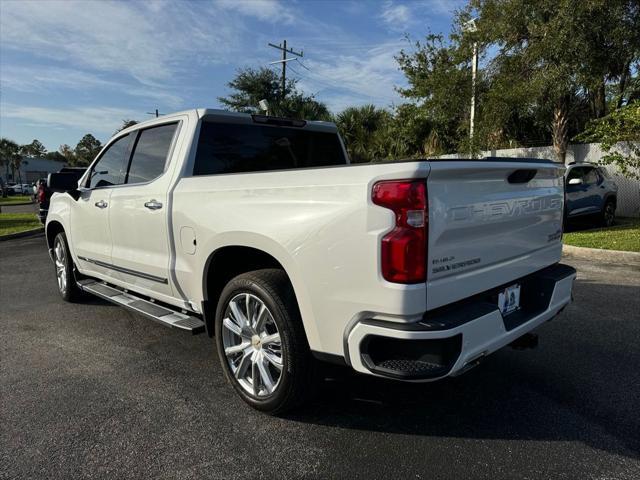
{"left": 295, "top": 59, "right": 311, "bottom": 71}
{"left": 293, "top": 59, "right": 399, "bottom": 104}
{"left": 287, "top": 66, "right": 304, "bottom": 77}
{"left": 268, "top": 40, "right": 303, "bottom": 99}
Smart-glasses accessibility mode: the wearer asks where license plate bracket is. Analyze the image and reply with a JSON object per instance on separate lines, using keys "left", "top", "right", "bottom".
{"left": 498, "top": 284, "right": 521, "bottom": 316}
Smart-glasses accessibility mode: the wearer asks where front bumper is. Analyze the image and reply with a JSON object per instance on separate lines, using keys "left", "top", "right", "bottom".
{"left": 347, "top": 263, "right": 576, "bottom": 381}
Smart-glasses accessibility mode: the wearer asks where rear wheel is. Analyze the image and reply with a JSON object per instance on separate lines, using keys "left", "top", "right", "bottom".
{"left": 53, "top": 232, "right": 84, "bottom": 302}
{"left": 214, "top": 269, "right": 316, "bottom": 414}
{"left": 601, "top": 200, "right": 615, "bottom": 227}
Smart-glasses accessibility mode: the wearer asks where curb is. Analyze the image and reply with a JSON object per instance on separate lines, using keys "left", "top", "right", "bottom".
{"left": 562, "top": 243, "right": 640, "bottom": 266}
{"left": 0, "top": 227, "right": 45, "bottom": 242}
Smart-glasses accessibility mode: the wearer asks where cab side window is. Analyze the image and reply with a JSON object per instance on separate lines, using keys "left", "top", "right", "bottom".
{"left": 126, "top": 123, "right": 178, "bottom": 185}
{"left": 88, "top": 134, "right": 131, "bottom": 188}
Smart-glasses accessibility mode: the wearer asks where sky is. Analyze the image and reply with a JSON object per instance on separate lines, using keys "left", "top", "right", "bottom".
{"left": 0, "top": 0, "right": 462, "bottom": 151}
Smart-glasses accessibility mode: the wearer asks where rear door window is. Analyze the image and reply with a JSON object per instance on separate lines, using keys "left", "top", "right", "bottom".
{"left": 126, "top": 123, "right": 178, "bottom": 185}
{"left": 88, "top": 134, "right": 131, "bottom": 188}
{"left": 583, "top": 168, "right": 599, "bottom": 185}
{"left": 597, "top": 167, "right": 611, "bottom": 179}
{"left": 193, "top": 121, "right": 346, "bottom": 176}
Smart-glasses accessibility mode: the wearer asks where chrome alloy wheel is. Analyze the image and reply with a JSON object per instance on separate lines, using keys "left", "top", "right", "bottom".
{"left": 54, "top": 240, "right": 67, "bottom": 293}
{"left": 221, "top": 293, "right": 283, "bottom": 397}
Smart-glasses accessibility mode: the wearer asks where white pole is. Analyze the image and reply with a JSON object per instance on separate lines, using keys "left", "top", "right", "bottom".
{"left": 470, "top": 41, "right": 478, "bottom": 142}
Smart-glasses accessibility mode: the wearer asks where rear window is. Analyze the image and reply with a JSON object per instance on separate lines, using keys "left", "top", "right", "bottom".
{"left": 193, "top": 121, "right": 346, "bottom": 176}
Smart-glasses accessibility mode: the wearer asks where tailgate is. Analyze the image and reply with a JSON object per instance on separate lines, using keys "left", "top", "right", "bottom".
{"left": 426, "top": 160, "right": 565, "bottom": 310}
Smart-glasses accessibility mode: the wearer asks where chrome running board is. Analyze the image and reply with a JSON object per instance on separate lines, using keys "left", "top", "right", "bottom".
{"left": 77, "top": 279, "right": 205, "bottom": 334}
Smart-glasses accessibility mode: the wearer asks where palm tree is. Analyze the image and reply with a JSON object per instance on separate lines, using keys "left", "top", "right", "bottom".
{"left": 0, "top": 138, "right": 22, "bottom": 190}
{"left": 335, "top": 105, "right": 390, "bottom": 162}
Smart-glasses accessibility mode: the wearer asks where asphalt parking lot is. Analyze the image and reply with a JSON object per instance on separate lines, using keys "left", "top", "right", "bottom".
{"left": 1, "top": 236, "right": 639, "bottom": 479}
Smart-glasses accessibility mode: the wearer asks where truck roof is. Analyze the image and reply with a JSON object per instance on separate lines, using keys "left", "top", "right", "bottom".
{"left": 120, "top": 108, "right": 338, "bottom": 135}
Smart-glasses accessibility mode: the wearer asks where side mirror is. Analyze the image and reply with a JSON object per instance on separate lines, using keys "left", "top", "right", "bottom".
{"left": 48, "top": 172, "right": 79, "bottom": 194}
{"left": 567, "top": 178, "right": 583, "bottom": 185}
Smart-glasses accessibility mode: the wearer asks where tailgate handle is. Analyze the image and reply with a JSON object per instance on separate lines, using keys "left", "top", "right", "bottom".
{"left": 508, "top": 169, "right": 537, "bottom": 184}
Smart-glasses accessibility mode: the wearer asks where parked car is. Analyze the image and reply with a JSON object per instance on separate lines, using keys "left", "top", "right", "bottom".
{"left": 45, "top": 109, "right": 576, "bottom": 413}
{"left": 7, "top": 183, "right": 31, "bottom": 195}
{"left": 565, "top": 163, "right": 617, "bottom": 227}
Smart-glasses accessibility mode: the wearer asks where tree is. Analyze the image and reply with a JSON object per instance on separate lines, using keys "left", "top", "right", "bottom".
{"left": 462, "top": 0, "right": 640, "bottom": 162}
{"left": 58, "top": 144, "right": 76, "bottom": 164}
{"left": 272, "top": 92, "right": 333, "bottom": 121}
{"left": 115, "top": 119, "right": 138, "bottom": 135}
{"left": 219, "top": 67, "right": 294, "bottom": 114}
{"left": 374, "top": 103, "right": 434, "bottom": 159}
{"left": 74, "top": 134, "right": 102, "bottom": 166}
{"left": 44, "top": 151, "right": 67, "bottom": 162}
{"left": 335, "top": 105, "right": 391, "bottom": 162}
{"left": 0, "top": 138, "right": 23, "bottom": 184}
{"left": 395, "top": 0, "right": 640, "bottom": 161}
{"left": 575, "top": 101, "right": 640, "bottom": 179}
{"left": 20, "top": 139, "right": 47, "bottom": 157}
{"left": 218, "top": 67, "right": 332, "bottom": 120}
{"left": 396, "top": 34, "right": 473, "bottom": 154}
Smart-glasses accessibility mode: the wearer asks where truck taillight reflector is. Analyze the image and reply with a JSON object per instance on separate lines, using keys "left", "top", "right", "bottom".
{"left": 372, "top": 180, "right": 427, "bottom": 284}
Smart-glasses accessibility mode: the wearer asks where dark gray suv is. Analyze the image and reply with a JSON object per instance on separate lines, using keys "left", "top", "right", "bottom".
{"left": 565, "top": 163, "right": 618, "bottom": 227}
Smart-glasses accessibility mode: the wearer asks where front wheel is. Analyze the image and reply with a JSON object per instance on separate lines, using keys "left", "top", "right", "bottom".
{"left": 214, "top": 269, "right": 316, "bottom": 414}
{"left": 601, "top": 200, "right": 615, "bottom": 227}
{"left": 53, "top": 232, "right": 84, "bottom": 302}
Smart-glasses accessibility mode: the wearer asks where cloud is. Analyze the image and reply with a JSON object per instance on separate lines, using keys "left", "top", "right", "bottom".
{"left": 0, "top": 0, "right": 242, "bottom": 85}
{"left": 423, "top": 0, "right": 465, "bottom": 16}
{"left": 294, "top": 41, "right": 408, "bottom": 112}
{"left": 0, "top": 65, "right": 184, "bottom": 109}
{"left": 2, "top": 104, "right": 144, "bottom": 136}
{"left": 380, "top": 1, "right": 412, "bottom": 31}
{"left": 378, "top": 0, "right": 463, "bottom": 32}
{"left": 214, "top": 0, "right": 296, "bottom": 24}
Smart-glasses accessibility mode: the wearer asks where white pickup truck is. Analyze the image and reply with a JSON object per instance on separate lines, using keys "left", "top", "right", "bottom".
{"left": 46, "top": 109, "right": 576, "bottom": 413}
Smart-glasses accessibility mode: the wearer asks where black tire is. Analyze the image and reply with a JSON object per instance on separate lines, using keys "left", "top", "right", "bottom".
{"left": 601, "top": 200, "right": 616, "bottom": 227}
{"left": 53, "top": 232, "right": 84, "bottom": 302}
{"left": 214, "top": 269, "right": 317, "bottom": 414}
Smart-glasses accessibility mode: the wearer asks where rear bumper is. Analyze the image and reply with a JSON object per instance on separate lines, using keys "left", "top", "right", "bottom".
{"left": 346, "top": 263, "right": 576, "bottom": 381}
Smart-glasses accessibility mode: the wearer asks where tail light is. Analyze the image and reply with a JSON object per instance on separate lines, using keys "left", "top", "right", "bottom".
{"left": 37, "top": 184, "right": 46, "bottom": 203}
{"left": 372, "top": 179, "right": 427, "bottom": 284}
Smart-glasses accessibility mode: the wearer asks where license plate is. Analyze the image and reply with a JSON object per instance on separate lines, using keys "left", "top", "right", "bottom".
{"left": 499, "top": 284, "right": 521, "bottom": 316}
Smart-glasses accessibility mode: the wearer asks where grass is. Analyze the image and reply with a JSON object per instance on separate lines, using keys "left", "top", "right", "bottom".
{"left": 0, "top": 195, "right": 33, "bottom": 206}
{"left": 564, "top": 217, "right": 640, "bottom": 252}
{"left": 0, "top": 213, "right": 42, "bottom": 236}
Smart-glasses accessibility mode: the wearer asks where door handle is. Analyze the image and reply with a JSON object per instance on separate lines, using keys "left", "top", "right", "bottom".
{"left": 144, "top": 200, "right": 163, "bottom": 210}
{"left": 94, "top": 200, "right": 108, "bottom": 209}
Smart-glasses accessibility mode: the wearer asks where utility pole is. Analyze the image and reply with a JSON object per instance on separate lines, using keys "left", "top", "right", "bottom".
{"left": 268, "top": 40, "right": 303, "bottom": 99}
{"left": 146, "top": 109, "right": 162, "bottom": 118}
